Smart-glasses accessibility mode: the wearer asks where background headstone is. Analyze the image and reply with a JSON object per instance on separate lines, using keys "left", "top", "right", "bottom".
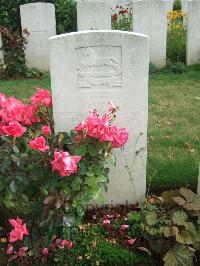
{"left": 186, "top": 0, "right": 200, "bottom": 65}
{"left": 77, "top": 1, "right": 111, "bottom": 30}
{"left": 50, "top": 30, "right": 149, "bottom": 205}
{"left": 0, "top": 32, "right": 4, "bottom": 65}
{"left": 20, "top": 3, "right": 56, "bottom": 71}
{"left": 133, "top": 0, "right": 169, "bottom": 68}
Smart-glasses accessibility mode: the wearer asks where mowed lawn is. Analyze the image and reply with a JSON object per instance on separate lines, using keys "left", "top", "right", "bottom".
{"left": 0, "top": 65, "right": 199, "bottom": 193}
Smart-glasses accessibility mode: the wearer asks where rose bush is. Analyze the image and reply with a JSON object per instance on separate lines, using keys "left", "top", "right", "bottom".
{"left": 0, "top": 88, "right": 128, "bottom": 261}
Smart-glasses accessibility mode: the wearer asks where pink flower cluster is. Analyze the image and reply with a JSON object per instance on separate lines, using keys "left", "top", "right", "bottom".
{"left": 0, "top": 88, "right": 51, "bottom": 138}
{"left": 29, "top": 136, "right": 49, "bottom": 152}
{"left": 75, "top": 110, "right": 128, "bottom": 148}
{"left": 41, "top": 239, "right": 73, "bottom": 257}
{"left": 30, "top": 88, "right": 52, "bottom": 108}
{"left": 51, "top": 151, "right": 81, "bottom": 177}
{"left": 9, "top": 217, "right": 29, "bottom": 243}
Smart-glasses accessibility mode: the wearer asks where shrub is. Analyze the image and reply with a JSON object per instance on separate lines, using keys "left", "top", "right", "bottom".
{"left": 0, "top": 89, "right": 129, "bottom": 263}
{"left": 167, "top": 10, "right": 187, "bottom": 63}
{"left": 0, "top": 26, "right": 28, "bottom": 79}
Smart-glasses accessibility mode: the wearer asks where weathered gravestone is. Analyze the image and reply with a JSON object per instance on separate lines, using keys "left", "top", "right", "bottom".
{"left": 186, "top": 0, "right": 200, "bottom": 65}
{"left": 133, "top": 0, "right": 169, "bottom": 68}
{"left": 50, "top": 30, "right": 149, "bottom": 205}
{"left": 77, "top": 1, "right": 111, "bottom": 30}
{"left": 20, "top": 3, "right": 56, "bottom": 71}
{"left": 0, "top": 32, "right": 4, "bottom": 65}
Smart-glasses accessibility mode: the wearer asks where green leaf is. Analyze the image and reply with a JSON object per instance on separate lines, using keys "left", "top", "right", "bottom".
{"left": 171, "top": 211, "right": 188, "bottom": 225}
{"left": 88, "top": 145, "right": 97, "bottom": 156}
{"left": 12, "top": 145, "right": 19, "bottom": 154}
{"left": 127, "top": 211, "right": 141, "bottom": 223}
{"left": 179, "top": 188, "right": 196, "bottom": 202}
{"left": 97, "top": 175, "right": 107, "bottom": 183}
{"left": 145, "top": 212, "right": 157, "bottom": 226}
{"left": 71, "top": 177, "right": 82, "bottom": 191}
{"left": 163, "top": 244, "right": 193, "bottom": 266}
{"left": 75, "top": 144, "right": 87, "bottom": 156}
{"left": 10, "top": 180, "right": 17, "bottom": 193}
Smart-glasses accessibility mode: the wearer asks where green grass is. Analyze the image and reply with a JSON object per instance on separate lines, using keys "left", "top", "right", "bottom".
{"left": 0, "top": 66, "right": 200, "bottom": 193}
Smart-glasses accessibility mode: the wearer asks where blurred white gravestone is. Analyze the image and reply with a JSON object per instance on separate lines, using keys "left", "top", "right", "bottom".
{"left": 50, "top": 30, "right": 149, "bottom": 205}
{"left": 133, "top": 0, "right": 169, "bottom": 68}
{"left": 186, "top": 0, "right": 200, "bottom": 65}
{"left": 20, "top": 3, "right": 56, "bottom": 71}
{"left": 0, "top": 32, "right": 4, "bottom": 65}
{"left": 77, "top": 1, "right": 111, "bottom": 30}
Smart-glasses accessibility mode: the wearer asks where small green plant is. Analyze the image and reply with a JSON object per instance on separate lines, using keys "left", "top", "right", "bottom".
{"left": 128, "top": 188, "right": 200, "bottom": 266}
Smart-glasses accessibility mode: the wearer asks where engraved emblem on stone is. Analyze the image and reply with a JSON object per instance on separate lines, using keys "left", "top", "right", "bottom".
{"left": 76, "top": 47, "right": 122, "bottom": 89}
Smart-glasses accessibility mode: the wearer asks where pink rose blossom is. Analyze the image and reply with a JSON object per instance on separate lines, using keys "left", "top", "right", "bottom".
{"left": 41, "top": 247, "right": 49, "bottom": 256}
{"left": 42, "top": 125, "right": 51, "bottom": 136}
{"left": 30, "top": 88, "right": 52, "bottom": 108}
{"left": 112, "top": 128, "right": 129, "bottom": 148}
{"left": 51, "top": 151, "right": 81, "bottom": 177}
{"left": 120, "top": 224, "right": 129, "bottom": 230}
{"left": 9, "top": 217, "right": 29, "bottom": 243}
{"left": 127, "top": 238, "right": 136, "bottom": 245}
{"left": 106, "top": 214, "right": 114, "bottom": 219}
{"left": 0, "top": 96, "right": 36, "bottom": 125}
{"left": 6, "top": 244, "right": 13, "bottom": 255}
{"left": 18, "top": 247, "right": 28, "bottom": 257}
{"left": 55, "top": 238, "right": 62, "bottom": 246}
{"left": 29, "top": 136, "right": 49, "bottom": 152}
{"left": 102, "top": 219, "right": 110, "bottom": 225}
{"left": 2, "top": 121, "right": 26, "bottom": 137}
{"left": 74, "top": 107, "right": 129, "bottom": 148}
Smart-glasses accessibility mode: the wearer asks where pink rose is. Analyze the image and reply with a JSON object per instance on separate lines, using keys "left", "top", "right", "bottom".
{"left": 51, "top": 151, "right": 81, "bottom": 177}
{"left": 0, "top": 96, "right": 37, "bottom": 125}
{"left": 18, "top": 247, "right": 28, "bottom": 257}
{"left": 66, "top": 240, "right": 73, "bottom": 249}
{"left": 6, "top": 244, "right": 13, "bottom": 255}
{"left": 30, "top": 88, "right": 52, "bottom": 108}
{"left": 127, "top": 238, "right": 136, "bottom": 245}
{"left": 55, "top": 238, "right": 62, "bottom": 246}
{"left": 42, "top": 125, "right": 51, "bottom": 136}
{"left": 112, "top": 127, "right": 129, "bottom": 148}
{"left": 2, "top": 121, "right": 26, "bottom": 137}
{"left": 29, "top": 136, "right": 49, "bottom": 152}
{"left": 9, "top": 217, "right": 29, "bottom": 243}
{"left": 120, "top": 224, "right": 129, "bottom": 230}
{"left": 102, "top": 219, "right": 110, "bottom": 225}
{"left": 41, "top": 247, "right": 49, "bottom": 256}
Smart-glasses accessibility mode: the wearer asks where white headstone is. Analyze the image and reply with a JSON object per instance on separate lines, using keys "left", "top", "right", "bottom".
{"left": 50, "top": 30, "right": 149, "bottom": 205}
{"left": 77, "top": 1, "right": 111, "bottom": 30}
{"left": 20, "top": 3, "right": 56, "bottom": 71}
{"left": 133, "top": 0, "right": 169, "bottom": 68}
{"left": 0, "top": 32, "right": 4, "bottom": 65}
{"left": 186, "top": 0, "right": 200, "bottom": 65}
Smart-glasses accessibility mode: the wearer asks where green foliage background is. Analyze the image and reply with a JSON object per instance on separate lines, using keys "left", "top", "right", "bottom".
{"left": 0, "top": 0, "right": 77, "bottom": 34}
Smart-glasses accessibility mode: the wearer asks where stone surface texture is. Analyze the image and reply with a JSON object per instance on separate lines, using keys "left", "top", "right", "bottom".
{"left": 20, "top": 3, "right": 56, "bottom": 71}
{"left": 50, "top": 30, "right": 149, "bottom": 205}
{"left": 77, "top": 1, "right": 111, "bottom": 30}
{"left": 133, "top": 0, "right": 169, "bottom": 68}
{"left": 186, "top": 0, "right": 200, "bottom": 65}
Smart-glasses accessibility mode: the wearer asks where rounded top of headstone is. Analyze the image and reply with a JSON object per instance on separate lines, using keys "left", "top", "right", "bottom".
{"left": 49, "top": 30, "right": 149, "bottom": 42}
